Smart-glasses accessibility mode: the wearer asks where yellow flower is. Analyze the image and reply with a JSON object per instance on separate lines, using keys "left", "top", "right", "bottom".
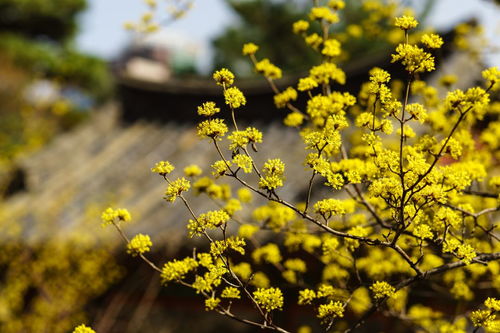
{"left": 151, "top": 161, "right": 175, "bottom": 175}
{"left": 127, "top": 234, "right": 153, "bottom": 256}
{"left": 184, "top": 164, "right": 202, "bottom": 177}
{"left": 187, "top": 209, "right": 230, "bottom": 236}
{"left": 421, "top": 33, "right": 443, "bottom": 48}
{"left": 242, "top": 42, "right": 259, "bottom": 55}
{"left": 161, "top": 257, "right": 198, "bottom": 283}
{"left": 221, "top": 287, "right": 241, "bottom": 299}
{"left": 394, "top": 15, "right": 418, "bottom": 30}
{"left": 211, "top": 160, "right": 231, "bottom": 178}
{"left": 259, "top": 159, "right": 286, "bottom": 190}
{"left": 238, "top": 224, "right": 259, "bottom": 238}
{"left": 101, "top": 207, "right": 131, "bottom": 226}
{"left": 284, "top": 112, "right": 305, "bottom": 127}
{"left": 274, "top": 87, "right": 297, "bottom": 108}
{"left": 73, "top": 324, "right": 96, "bottom": 333}
{"left": 205, "top": 297, "right": 221, "bottom": 310}
{"left": 255, "top": 58, "right": 282, "bottom": 79}
{"left": 391, "top": 44, "right": 435, "bottom": 73}
{"left": 309, "top": 6, "right": 339, "bottom": 24}
{"left": 213, "top": 68, "right": 235, "bottom": 86}
{"left": 322, "top": 38, "right": 342, "bottom": 57}
{"left": 439, "top": 74, "right": 458, "bottom": 87}
{"left": 485, "top": 298, "right": 500, "bottom": 311}
{"left": 164, "top": 177, "right": 190, "bottom": 202}
{"left": 328, "top": 0, "right": 345, "bottom": 10}
{"left": 314, "top": 198, "right": 346, "bottom": 217}
{"left": 233, "top": 154, "right": 253, "bottom": 173}
{"left": 197, "top": 101, "right": 220, "bottom": 116}
{"left": 305, "top": 33, "right": 323, "bottom": 49}
{"left": 309, "top": 62, "right": 346, "bottom": 85}
{"left": 298, "top": 289, "right": 316, "bottom": 305}
{"left": 237, "top": 187, "right": 253, "bottom": 203}
{"left": 370, "top": 281, "right": 395, "bottom": 299}
{"left": 297, "top": 77, "right": 318, "bottom": 91}
{"left": 224, "top": 86, "right": 247, "bottom": 108}
{"left": 293, "top": 20, "right": 309, "bottom": 34}
{"left": 317, "top": 301, "right": 344, "bottom": 322}
{"left": 482, "top": 66, "right": 500, "bottom": 90}
{"left": 369, "top": 67, "right": 391, "bottom": 84}
{"left": 253, "top": 287, "right": 284, "bottom": 312}
{"left": 406, "top": 103, "right": 428, "bottom": 123}
{"left": 197, "top": 119, "right": 228, "bottom": 139}
{"left": 252, "top": 243, "right": 282, "bottom": 264}
{"left": 284, "top": 258, "right": 306, "bottom": 273}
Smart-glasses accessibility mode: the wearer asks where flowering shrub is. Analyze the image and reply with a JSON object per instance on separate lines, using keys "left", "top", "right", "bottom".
{"left": 79, "top": 1, "right": 500, "bottom": 332}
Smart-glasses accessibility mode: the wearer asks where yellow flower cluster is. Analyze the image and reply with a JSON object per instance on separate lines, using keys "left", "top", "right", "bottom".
{"left": 72, "top": 325, "right": 96, "bottom": 333}
{"left": 151, "top": 160, "right": 175, "bottom": 175}
{"left": 470, "top": 298, "right": 500, "bottom": 331}
{"left": 322, "top": 39, "right": 342, "bottom": 57}
{"left": 298, "top": 289, "right": 316, "bottom": 305}
{"left": 370, "top": 281, "right": 396, "bottom": 299}
{"left": 210, "top": 237, "right": 246, "bottom": 256}
{"left": 394, "top": 15, "right": 418, "bottom": 30}
{"left": 255, "top": 58, "right": 282, "bottom": 79}
{"left": 197, "top": 101, "right": 220, "bottom": 117}
{"left": 224, "top": 198, "right": 241, "bottom": 216}
{"left": 187, "top": 209, "right": 230, "bottom": 237}
{"left": 164, "top": 177, "right": 190, "bottom": 202}
{"left": 274, "top": 87, "right": 298, "bottom": 108}
{"left": 211, "top": 160, "right": 231, "bottom": 178}
{"left": 237, "top": 187, "right": 253, "bottom": 203}
{"left": 314, "top": 198, "right": 346, "bottom": 218}
{"left": 317, "top": 301, "right": 345, "bottom": 322}
{"left": 482, "top": 66, "right": 500, "bottom": 90}
{"left": 213, "top": 68, "right": 235, "bottom": 86}
{"left": 391, "top": 44, "right": 435, "bottom": 73}
{"left": 445, "top": 87, "right": 490, "bottom": 118}
{"left": 161, "top": 257, "right": 198, "bottom": 284}
{"left": 205, "top": 297, "right": 220, "bottom": 310}
{"left": 197, "top": 119, "right": 228, "bottom": 139}
{"left": 309, "top": 62, "right": 346, "bottom": 85}
{"left": 253, "top": 287, "right": 284, "bottom": 312}
{"left": 252, "top": 243, "right": 282, "bottom": 265}
{"left": 284, "top": 112, "right": 305, "bottom": 127}
{"left": 221, "top": 286, "right": 241, "bottom": 299}
{"left": 305, "top": 33, "right": 323, "bottom": 49}
{"left": 259, "top": 158, "right": 286, "bottom": 190}
{"left": 192, "top": 264, "right": 227, "bottom": 293}
{"left": 233, "top": 154, "right": 253, "bottom": 173}
{"left": 411, "top": 224, "right": 433, "bottom": 240}
{"left": 328, "top": 0, "right": 345, "bottom": 10}
{"left": 101, "top": 207, "right": 132, "bottom": 226}
{"left": 184, "top": 164, "right": 202, "bottom": 177}
{"left": 252, "top": 202, "right": 295, "bottom": 231}
{"left": 224, "top": 86, "right": 246, "bottom": 109}
{"left": 284, "top": 258, "right": 307, "bottom": 273}
{"left": 421, "top": 33, "right": 443, "bottom": 49}
{"left": 309, "top": 6, "right": 339, "bottom": 24}
{"left": 297, "top": 77, "right": 318, "bottom": 91}
{"left": 406, "top": 103, "right": 428, "bottom": 123}
{"left": 228, "top": 127, "right": 263, "bottom": 151}
{"left": 242, "top": 42, "right": 259, "bottom": 55}
{"left": 293, "top": 20, "right": 309, "bottom": 34}
{"left": 238, "top": 224, "right": 259, "bottom": 239}
{"left": 127, "top": 234, "right": 153, "bottom": 256}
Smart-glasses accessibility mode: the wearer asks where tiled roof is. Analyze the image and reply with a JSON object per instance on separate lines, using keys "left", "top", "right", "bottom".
{"left": 8, "top": 104, "right": 315, "bottom": 251}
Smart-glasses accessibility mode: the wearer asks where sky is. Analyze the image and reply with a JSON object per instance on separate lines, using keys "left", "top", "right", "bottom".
{"left": 76, "top": 0, "right": 500, "bottom": 71}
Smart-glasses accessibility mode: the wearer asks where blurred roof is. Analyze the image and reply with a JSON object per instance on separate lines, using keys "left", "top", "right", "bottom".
{"left": 5, "top": 105, "right": 311, "bottom": 251}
